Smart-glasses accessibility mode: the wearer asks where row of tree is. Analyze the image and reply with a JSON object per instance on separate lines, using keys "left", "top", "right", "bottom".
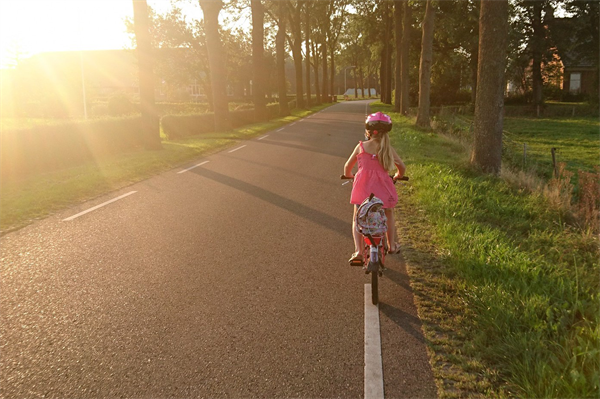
{"left": 131, "top": 0, "right": 598, "bottom": 173}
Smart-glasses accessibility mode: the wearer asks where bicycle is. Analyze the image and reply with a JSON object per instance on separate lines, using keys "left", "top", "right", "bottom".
{"left": 340, "top": 175, "right": 409, "bottom": 305}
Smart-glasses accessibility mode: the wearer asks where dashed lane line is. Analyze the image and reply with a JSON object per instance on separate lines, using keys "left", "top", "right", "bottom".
{"left": 364, "top": 284, "right": 384, "bottom": 399}
{"left": 63, "top": 191, "right": 137, "bottom": 221}
{"left": 228, "top": 145, "right": 247, "bottom": 153}
{"left": 257, "top": 135, "right": 269, "bottom": 140}
{"left": 177, "top": 161, "right": 210, "bottom": 174}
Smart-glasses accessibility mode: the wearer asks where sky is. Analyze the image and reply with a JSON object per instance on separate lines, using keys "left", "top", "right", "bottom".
{"left": 0, "top": 0, "right": 210, "bottom": 68}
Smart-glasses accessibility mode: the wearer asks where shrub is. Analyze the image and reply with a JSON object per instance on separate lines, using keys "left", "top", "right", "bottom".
{"left": 267, "top": 103, "right": 280, "bottom": 119}
{"left": 230, "top": 109, "right": 255, "bottom": 127}
{"left": 108, "top": 93, "right": 136, "bottom": 116}
{"left": 161, "top": 113, "right": 215, "bottom": 139}
{"left": 1, "top": 116, "right": 144, "bottom": 180}
{"left": 155, "top": 102, "right": 208, "bottom": 116}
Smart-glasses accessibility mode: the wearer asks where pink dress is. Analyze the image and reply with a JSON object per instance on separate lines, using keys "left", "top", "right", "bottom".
{"left": 350, "top": 141, "right": 398, "bottom": 208}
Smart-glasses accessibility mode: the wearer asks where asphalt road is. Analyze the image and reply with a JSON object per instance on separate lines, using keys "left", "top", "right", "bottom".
{"left": 0, "top": 100, "right": 437, "bottom": 398}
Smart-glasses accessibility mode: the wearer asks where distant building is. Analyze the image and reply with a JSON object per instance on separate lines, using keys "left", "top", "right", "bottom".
{"left": 551, "top": 17, "right": 598, "bottom": 97}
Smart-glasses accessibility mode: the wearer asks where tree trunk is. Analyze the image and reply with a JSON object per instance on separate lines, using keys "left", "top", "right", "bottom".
{"left": 330, "top": 49, "right": 335, "bottom": 99}
{"left": 276, "top": 1, "right": 290, "bottom": 116}
{"left": 313, "top": 42, "right": 321, "bottom": 104}
{"left": 471, "top": 0, "right": 509, "bottom": 174}
{"left": 416, "top": 0, "right": 435, "bottom": 129}
{"left": 359, "top": 67, "right": 365, "bottom": 98}
{"left": 353, "top": 66, "right": 358, "bottom": 98}
{"left": 400, "top": 1, "right": 411, "bottom": 115}
{"left": 530, "top": 0, "right": 544, "bottom": 107}
{"left": 470, "top": 51, "right": 478, "bottom": 104}
{"left": 321, "top": 41, "right": 329, "bottom": 101}
{"left": 290, "top": 8, "right": 305, "bottom": 109}
{"left": 251, "top": 0, "right": 267, "bottom": 121}
{"left": 199, "top": 0, "right": 230, "bottom": 131}
{"left": 305, "top": 1, "right": 312, "bottom": 107}
{"left": 132, "top": 0, "right": 161, "bottom": 149}
{"left": 366, "top": 66, "right": 371, "bottom": 97}
{"left": 291, "top": 42, "right": 304, "bottom": 108}
{"left": 393, "top": 0, "right": 402, "bottom": 112}
{"left": 288, "top": 2, "right": 305, "bottom": 109}
{"left": 379, "top": 1, "right": 393, "bottom": 104}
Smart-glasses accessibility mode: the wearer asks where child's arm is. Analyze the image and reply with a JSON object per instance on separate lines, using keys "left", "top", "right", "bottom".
{"left": 391, "top": 148, "right": 406, "bottom": 179}
{"left": 343, "top": 144, "right": 361, "bottom": 178}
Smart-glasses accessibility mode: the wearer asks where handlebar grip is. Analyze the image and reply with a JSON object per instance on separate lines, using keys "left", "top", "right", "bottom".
{"left": 340, "top": 175, "right": 353, "bottom": 180}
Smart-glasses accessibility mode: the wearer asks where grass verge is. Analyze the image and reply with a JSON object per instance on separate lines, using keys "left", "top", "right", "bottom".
{"left": 0, "top": 104, "right": 331, "bottom": 233}
{"left": 370, "top": 102, "right": 600, "bottom": 398}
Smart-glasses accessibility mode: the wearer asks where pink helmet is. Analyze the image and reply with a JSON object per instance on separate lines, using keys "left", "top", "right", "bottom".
{"left": 365, "top": 112, "right": 392, "bottom": 135}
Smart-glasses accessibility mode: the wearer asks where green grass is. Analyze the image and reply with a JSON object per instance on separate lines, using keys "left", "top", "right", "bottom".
{"left": 503, "top": 117, "right": 599, "bottom": 177}
{"left": 370, "top": 102, "right": 599, "bottom": 398}
{"left": 0, "top": 104, "right": 330, "bottom": 233}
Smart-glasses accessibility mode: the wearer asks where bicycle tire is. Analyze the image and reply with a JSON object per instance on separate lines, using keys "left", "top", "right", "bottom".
{"left": 371, "top": 262, "right": 379, "bottom": 305}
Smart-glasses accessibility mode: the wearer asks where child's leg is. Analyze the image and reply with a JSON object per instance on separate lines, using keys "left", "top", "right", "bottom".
{"left": 352, "top": 205, "right": 364, "bottom": 254}
{"left": 384, "top": 208, "right": 398, "bottom": 250}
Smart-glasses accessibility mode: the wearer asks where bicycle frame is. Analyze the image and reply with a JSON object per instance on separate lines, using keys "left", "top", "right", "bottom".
{"left": 361, "top": 233, "right": 386, "bottom": 305}
{"left": 362, "top": 234, "right": 386, "bottom": 273}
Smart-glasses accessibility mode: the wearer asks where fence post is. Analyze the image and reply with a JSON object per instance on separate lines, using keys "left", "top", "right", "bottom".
{"left": 551, "top": 147, "right": 558, "bottom": 178}
{"left": 523, "top": 143, "right": 527, "bottom": 167}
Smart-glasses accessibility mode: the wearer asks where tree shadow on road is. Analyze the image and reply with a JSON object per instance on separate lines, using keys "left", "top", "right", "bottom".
{"left": 190, "top": 167, "right": 352, "bottom": 236}
{"left": 378, "top": 302, "right": 427, "bottom": 344}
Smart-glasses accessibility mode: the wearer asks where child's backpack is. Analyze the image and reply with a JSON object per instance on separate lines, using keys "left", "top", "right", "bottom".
{"left": 356, "top": 194, "right": 387, "bottom": 237}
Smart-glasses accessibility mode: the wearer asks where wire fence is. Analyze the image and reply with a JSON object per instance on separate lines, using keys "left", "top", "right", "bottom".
{"left": 431, "top": 106, "right": 600, "bottom": 232}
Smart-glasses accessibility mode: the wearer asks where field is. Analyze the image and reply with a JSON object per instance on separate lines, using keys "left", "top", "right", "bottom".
{"left": 371, "top": 102, "right": 599, "bottom": 398}
{"left": 502, "top": 116, "right": 599, "bottom": 177}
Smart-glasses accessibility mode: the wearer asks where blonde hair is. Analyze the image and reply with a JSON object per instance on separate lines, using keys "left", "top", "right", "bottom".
{"left": 373, "top": 132, "right": 395, "bottom": 172}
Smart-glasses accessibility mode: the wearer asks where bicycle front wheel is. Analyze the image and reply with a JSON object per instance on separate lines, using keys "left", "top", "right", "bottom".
{"left": 371, "top": 263, "right": 379, "bottom": 305}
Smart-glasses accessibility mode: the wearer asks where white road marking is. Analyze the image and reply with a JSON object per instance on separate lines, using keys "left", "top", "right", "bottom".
{"left": 257, "top": 135, "right": 269, "bottom": 140}
{"left": 228, "top": 145, "right": 247, "bottom": 153}
{"left": 177, "top": 160, "right": 210, "bottom": 174}
{"left": 63, "top": 191, "right": 137, "bottom": 221}
{"left": 365, "top": 284, "right": 384, "bottom": 399}
{"left": 277, "top": 128, "right": 285, "bottom": 132}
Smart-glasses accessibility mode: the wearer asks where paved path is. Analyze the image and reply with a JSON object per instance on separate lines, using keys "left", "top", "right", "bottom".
{"left": 0, "top": 100, "right": 437, "bottom": 398}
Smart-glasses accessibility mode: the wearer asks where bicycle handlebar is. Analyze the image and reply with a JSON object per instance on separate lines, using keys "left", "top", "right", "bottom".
{"left": 340, "top": 174, "right": 409, "bottom": 183}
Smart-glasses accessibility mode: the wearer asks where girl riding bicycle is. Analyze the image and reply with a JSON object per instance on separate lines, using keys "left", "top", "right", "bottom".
{"left": 342, "top": 111, "right": 406, "bottom": 264}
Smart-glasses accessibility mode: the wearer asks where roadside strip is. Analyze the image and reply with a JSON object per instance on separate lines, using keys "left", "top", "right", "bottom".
{"left": 62, "top": 191, "right": 137, "bottom": 221}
